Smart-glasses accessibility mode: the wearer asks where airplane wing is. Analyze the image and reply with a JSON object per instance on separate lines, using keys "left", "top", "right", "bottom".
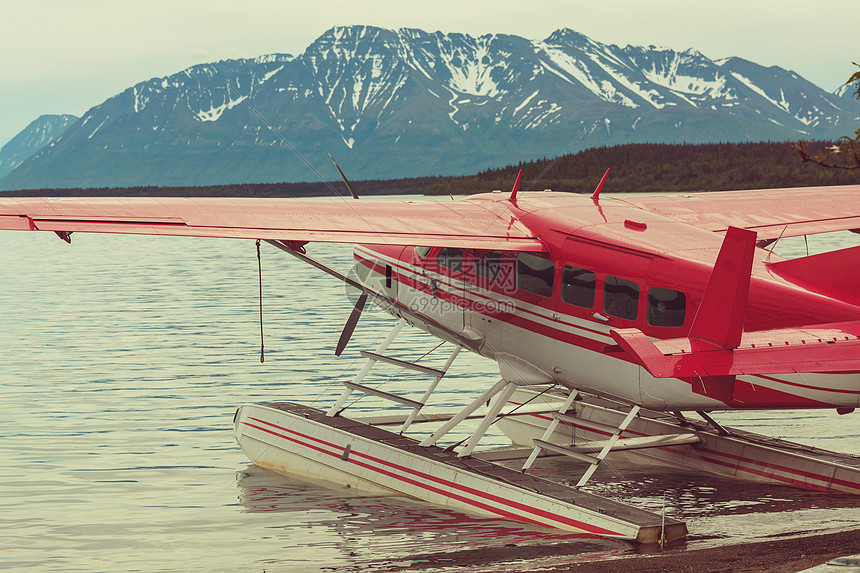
{"left": 0, "top": 196, "right": 544, "bottom": 251}
{"left": 618, "top": 184, "right": 860, "bottom": 242}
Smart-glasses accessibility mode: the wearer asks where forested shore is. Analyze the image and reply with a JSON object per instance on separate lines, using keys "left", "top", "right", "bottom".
{"left": 3, "top": 141, "right": 858, "bottom": 198}
{"left": 425, "top": 140, "right": 860, "bottom": 195}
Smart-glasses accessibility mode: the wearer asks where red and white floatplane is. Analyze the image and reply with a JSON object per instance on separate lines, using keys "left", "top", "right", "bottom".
{"left": 3, "top": 177, "right": 860, "bottom": 544}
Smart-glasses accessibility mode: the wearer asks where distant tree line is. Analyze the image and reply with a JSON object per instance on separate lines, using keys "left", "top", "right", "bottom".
{"left": 4, "top": 141, "right": 860, "bottom": 198}
{"left": 426, "top": 141, "right": 860, "bottom": 196}
{"left": 0, "top": 176, "right": 442, "bottom": 198}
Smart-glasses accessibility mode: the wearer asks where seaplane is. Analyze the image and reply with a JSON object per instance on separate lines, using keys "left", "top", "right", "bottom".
{"left": 2, "top": 172, "right": 860, "bottom": 545}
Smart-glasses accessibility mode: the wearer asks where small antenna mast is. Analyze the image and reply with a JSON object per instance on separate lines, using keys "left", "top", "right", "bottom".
{"left": 509, "top": 169, "right": 523, "bottom": 205}
{"left": 329, "top": 154, "right": 359, "bottom": 199}
{"left": 591, "top": 168, "right": 610, "bottom": 204}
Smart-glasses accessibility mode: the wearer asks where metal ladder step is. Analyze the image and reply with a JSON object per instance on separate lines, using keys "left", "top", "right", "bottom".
{"left": 359, "top": 351, "right": 446, "bottom": 377}
{"left": 567, "top": 433, "right": 702, "bottom": 454}
{"left": 342, "top": 381, "right": 424, "bottom": 409}
{"left": 532, "top": 439, "right": 599, "bottom": 464}
{"left": 358, "top": 403, "right": 560, "bottom": 426}
{"left": 553, "top": 411, "right": 624, "bottom": 435}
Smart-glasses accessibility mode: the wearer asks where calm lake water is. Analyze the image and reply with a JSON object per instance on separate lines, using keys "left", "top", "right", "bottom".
{"left": 1, "top": 215, "right": 859, "bottom": 572}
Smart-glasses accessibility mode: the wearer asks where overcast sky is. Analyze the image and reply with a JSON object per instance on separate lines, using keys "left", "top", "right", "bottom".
{"left": 1, "top": 0, "right": 857, "bottom": 147}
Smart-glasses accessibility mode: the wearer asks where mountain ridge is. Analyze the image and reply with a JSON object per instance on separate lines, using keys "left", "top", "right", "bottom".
{"left": 2, "top": 26, "right": 858, "bottom": 190}
{"left": 0, "top": 114, "right": 78, "bottom": 179}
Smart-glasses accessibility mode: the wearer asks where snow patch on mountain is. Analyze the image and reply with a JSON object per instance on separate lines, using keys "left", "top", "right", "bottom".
{"left": 260, "top": 65, "right": 284, "bottom": 83}
{"left": 514, "top": 90, "right": 540, "bottom": 116}
{"left": 194, "top": 94, "right": 248, "bottom": 122}
{"left": 438, "top": 37, "right": 502, "bottom": 97}
{"left": 539, "top": 45, "right": 613, "bottom": 99}
{"left": 731, "top": 71, "right": 788, "bottom": 111}
{"left": 643, "top": 65, "right": 731, "bottom": 100}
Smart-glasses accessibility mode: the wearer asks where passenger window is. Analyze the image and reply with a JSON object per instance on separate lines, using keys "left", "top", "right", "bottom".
{"left": 561, "top": 266, "right": 596, "bottom": 308}
{"left": 474, "top": 251, "right": 501, "bottom": 285}
{"left": 647, "top": 287, "right": 686, "bottom": 327}
{"left": 603, "top": 276, "right": 639, "bottom": 320}
{"left": 415, "top": 246, "right": 431, "bottom": 258}
{"left": 517, "top": 253, "right": 554, "bottom": 297}
{"left": 437, "top": 248, "right": 463, "bottom": 273}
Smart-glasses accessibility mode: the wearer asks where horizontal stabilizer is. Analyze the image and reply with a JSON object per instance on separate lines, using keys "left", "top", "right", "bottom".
{"left": 768, "top": 245, "right": 860, "bottom": 303}
{"left": 612, "top": 320, "right": 860, "bottom": 378}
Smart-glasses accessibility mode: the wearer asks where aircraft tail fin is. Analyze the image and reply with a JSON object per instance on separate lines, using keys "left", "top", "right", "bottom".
{"left": 688, "top": 226, "right": 757, "bottom": 350}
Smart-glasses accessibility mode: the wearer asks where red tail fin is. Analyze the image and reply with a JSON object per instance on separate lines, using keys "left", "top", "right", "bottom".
{"left": 688, "top": 226, "right": 757, "bottom": 350}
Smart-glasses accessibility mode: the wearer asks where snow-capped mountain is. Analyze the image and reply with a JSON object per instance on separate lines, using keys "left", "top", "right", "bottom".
{"left": 2, "top": 26, "right": 858, "bottom": 190}
{"left": 0, "top": 114, "right": 77, "bottom": 180}
{"left": 836, "top": 81, "right": 859, "bottom": 102}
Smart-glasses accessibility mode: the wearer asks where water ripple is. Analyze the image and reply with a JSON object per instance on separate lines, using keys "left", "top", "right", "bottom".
{"left": 1, "top": 229, "right": 858, "bottom": 571}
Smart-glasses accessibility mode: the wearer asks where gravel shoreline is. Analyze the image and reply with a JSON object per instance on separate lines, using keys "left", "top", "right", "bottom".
{"left": 550, "top": 529, "right": 860, "bottom": 573}
{"left": 386, "top": 528, "right": 860, "bottom": 572}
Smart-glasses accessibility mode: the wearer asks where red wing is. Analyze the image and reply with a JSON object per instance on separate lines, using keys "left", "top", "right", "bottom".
{"left": 619, "top": 185, "right": 860, "bottom": 242}
{"left": 0, "top": 196, "right": 545, "bottom": 251}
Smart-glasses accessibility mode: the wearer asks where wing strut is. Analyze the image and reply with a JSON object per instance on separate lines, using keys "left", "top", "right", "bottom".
{"left": 265, "top": 239, "right": 365, "bottom": 291}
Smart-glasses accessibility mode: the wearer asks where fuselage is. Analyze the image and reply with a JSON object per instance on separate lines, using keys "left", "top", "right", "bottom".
{"left": 353, "top": 192, "right": 860, "bottom": 412}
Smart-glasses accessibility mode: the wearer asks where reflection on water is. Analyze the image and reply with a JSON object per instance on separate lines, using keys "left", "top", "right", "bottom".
{"left": 0, "top": 225, "right": 859, "bottom": 572}
{"left": 236, "top": 465, "right": 626, "bottom": 571}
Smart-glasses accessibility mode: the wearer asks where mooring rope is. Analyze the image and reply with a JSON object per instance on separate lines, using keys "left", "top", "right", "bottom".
{"left": 256, "top": 239, "right": 265, "bottom": 363}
